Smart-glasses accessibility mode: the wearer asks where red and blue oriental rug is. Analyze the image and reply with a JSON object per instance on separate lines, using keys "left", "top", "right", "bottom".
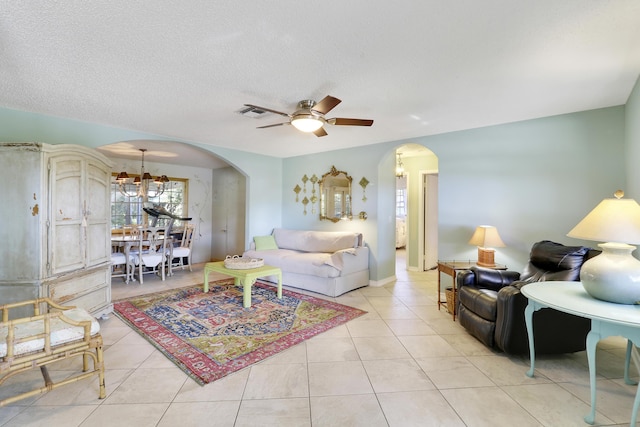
{"left": 113, "top": 279, "right": 367, "bottom": 385}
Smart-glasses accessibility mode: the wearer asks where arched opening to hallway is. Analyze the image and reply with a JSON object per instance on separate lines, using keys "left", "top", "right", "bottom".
{"left": 394, "top": 143, "right": 439, "bottom": 273}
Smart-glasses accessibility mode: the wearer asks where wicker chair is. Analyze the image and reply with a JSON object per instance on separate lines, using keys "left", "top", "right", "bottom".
{"left": 0, "top": 298, "right": 106, "bottom": 406}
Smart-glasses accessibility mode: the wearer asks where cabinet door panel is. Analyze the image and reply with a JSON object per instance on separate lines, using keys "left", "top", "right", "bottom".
{"left": 50, "top": 157, "right": 84, "bottom": 274}
{"left": 86, "top": 161, "right": 110, "bottom": 265}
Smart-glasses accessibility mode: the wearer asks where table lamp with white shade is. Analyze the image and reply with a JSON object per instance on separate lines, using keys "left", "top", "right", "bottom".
{"left": 567, "top": 190, "right": 640, "bottom": 304}
{"left": 468, "top": 225, "right": 505, "bottom": 267}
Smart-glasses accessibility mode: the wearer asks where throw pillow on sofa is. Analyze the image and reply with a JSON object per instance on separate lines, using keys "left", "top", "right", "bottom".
{"left": 254, "top": 235, "right": 278, "bottom": 251}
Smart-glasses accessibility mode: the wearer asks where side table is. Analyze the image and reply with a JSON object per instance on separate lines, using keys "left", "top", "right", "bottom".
{"left": 203, "top": 261, "right": 283, "bottom": 308}
{"left": 522, "top": 281, "right": 640, "bottom": 425}
{"left": 437, "top": 260, "right": 507, "bottom": 321}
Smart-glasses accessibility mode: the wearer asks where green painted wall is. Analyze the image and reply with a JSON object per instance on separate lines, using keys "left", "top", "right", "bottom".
{"left": 284, "top": 106, "right": 626, "bottom": 281}
{"left": 626, "top": 76, "right": 640, "bottom": 199}
{"left": 0, "top": 103, "right": 630, "bottom": 284}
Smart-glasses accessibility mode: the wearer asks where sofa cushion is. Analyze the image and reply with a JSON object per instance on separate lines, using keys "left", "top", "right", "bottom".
{"left": 254, "top": 235, "right": 278, "bottom": 251}
{"left": 273, "top": 228, "right": 359, "bottom": 253}
{"left": 244, "top": 248, "right": 342, "bottom": 278}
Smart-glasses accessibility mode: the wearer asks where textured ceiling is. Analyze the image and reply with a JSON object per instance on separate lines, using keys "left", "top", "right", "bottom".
{"left": 1, "top": 1, "right": 639, "bottom": 159}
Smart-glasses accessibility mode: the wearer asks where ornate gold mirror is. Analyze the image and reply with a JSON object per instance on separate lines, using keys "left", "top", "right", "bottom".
{"left": 319, "top": 166, "right": 352, "bottom": 222}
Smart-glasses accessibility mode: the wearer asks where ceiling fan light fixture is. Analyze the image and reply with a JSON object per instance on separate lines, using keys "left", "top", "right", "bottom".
{"left": 291, "top": 114, "right": 324, "bottom": 132}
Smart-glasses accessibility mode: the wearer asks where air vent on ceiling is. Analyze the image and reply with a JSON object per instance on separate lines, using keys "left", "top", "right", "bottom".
{"left": 237, "top": 106, "right": 266, "bottom": 118}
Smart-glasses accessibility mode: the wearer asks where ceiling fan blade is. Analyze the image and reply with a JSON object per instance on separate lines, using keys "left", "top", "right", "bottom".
{"left": 311, "top": 96, "right": 341, "bottom": 115}
{"left": 313, "top": 127, "right": 328, "bottom": 137}
{"left": 257, "top": 122, "right": 290, "bottom": 129}
{"left": 331, "top": 118, "right": 374, "bottom": 126}
{"left": 244, "top": 104, "right": 291, "bottom": 118}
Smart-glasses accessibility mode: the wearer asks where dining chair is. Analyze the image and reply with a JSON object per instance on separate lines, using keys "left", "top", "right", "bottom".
{"left": 132, "top": 226, "right": 168, "bottom": 283}
{"left": 110, "top": 252, "right": 130, "bottom": 283}
{"left": 111, "top": 226, "right": 135, "bottom": 284}
{"left": 168, "top": 223, "right": 195, "bottom": 274}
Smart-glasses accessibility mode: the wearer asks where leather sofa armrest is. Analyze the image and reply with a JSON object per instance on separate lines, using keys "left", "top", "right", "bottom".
{"left": 494, "top": 282, "right": 529, "bottom": 354}
{"left": 494, "top": 281, "right": 591, "bottom": 354}
{"left": 457, "top": 267, "right": 521, "bottom": 292}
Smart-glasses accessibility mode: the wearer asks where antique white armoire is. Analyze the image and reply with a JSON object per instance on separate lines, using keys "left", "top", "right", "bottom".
{"left": 0, "top": 143, "right": 113, "bottom": 318}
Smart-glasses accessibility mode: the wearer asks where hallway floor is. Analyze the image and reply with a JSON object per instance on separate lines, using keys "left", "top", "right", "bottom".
{"left": 1, "top": 250, "right": 638, "bottom": 426}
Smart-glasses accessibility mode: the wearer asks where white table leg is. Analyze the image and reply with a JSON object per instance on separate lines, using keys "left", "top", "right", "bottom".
{"left": 584, "top": 328, "right": 599, "bottom": 425}
{"left": 524, "top": 301, "right": 541, "bottom": 378}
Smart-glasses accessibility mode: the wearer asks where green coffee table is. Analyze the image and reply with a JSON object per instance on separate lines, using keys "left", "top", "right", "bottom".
{"left": 203, "top": 261, "right": 282, "bottom": 308}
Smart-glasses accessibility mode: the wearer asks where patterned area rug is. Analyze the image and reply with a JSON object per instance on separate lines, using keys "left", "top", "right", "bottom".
{"left": 113, "top": 279, "right": 367, "bottom": 385}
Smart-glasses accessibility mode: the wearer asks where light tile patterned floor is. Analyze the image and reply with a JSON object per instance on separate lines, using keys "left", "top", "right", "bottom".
{"left": 1, "top": 251, "right": 638, "bottom": 426}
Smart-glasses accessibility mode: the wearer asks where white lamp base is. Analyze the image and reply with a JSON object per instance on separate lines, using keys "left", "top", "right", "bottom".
{"left": 580, "top": 242, "right": 640, "bottom": 305}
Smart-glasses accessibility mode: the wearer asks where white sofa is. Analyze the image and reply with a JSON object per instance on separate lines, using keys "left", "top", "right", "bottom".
{"left": 242, "top": 228, "right": 370, "bottom": 297}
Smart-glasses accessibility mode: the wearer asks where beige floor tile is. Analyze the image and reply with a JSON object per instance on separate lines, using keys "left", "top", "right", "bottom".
{"left": 559, "top": 377, "right": 637, "bottom": 424}
{"left": 103, "top": 341, "right": 156, "bottom": 370}
{"left": 310, "top": 394, "right": 388, "bottom": 427}
{"left": 376, "top": 305, "right": 420, "bottom": 320}
{"left": 0, "top": 368, "right": 72, "bottom": 407}
{"left": 305, "top": 336, "right": 360, "bottom": 362}
{"left": 384, "top": 318, "right": 437, "bottom": 336}
{"left": 441, "top": 386, "right": 541, "bottom": 427}
{"left": 34, "top": 369, "right": 131, "bottom": 406}
{"left": 363, "top": 358, "right": 435, "bottom": 392}
{"left": 352, "top": 336, "right": 412, "bottom": 360}
{"left": 0, "top": 406, "right": 25, "bottom": 425}
{"left": 502, "top": 382, "right": 616, "bottom": 426}
{"left": 2, "top": 405, "right": 97, "bottom": 427}
{"left": 398, "top": 335, "right": 462, "bottom": 358}
{"left": 377, "top": 390, "right": 465, "bottom": 426}
{"left": 157, "top": 401, "right": 240, "bottom": 426}
{"left": 242, "top": 363, "right": 308, "bottom": 399}
{"left": 467, "top": 354, "right": 551, "bottom": 386}
{"left": 346, "top": 318, "right": 395, "bottom": 337}
{"left": 103, "top": 367, "right": 187, "bottom": 404}
{"left": 235, "top": 397, "right": 311, "bottom": 427}
{"left": 79, "top": 403, "right": 169, "bottom": 427}
{"left": 416, "top": 356, "right": 495, "bottom": 389}
{"left": 308, "top": 361, "right": 373, "bottom": 396}
{"left": 440, "top": 331, "right": 500, "bottom": 356}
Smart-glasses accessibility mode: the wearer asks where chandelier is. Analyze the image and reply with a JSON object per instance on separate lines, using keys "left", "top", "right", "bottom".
{"left": 396, "top": 153, "right": 406, "bottom": 178}
{"left": 116, "top": 148, "right": 170, "bottom": 199}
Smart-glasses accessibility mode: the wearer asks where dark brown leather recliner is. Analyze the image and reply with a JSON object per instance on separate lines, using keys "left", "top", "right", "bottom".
{"left": 457, "top": 240, "right": 598, "bottom": 354}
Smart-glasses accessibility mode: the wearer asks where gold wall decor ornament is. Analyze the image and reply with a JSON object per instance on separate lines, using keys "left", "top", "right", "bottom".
{"left": 301, "top": 174, "right": 308, "bottom": 193}
{"left": 302, "top": 197, "right": 309, "bottom": 215}
{"left": 310, "top": 174, "right": 318, "bottom": 213}
{"left": 359, "top": 177, "right": 369, "bottom": 202}
{"left": 293, "top": 184, "right": 301, "bottom": 202}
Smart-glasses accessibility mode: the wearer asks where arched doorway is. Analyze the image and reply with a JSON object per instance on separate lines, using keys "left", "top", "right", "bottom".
{"left": 394, "top": 143, "right": 439, "bottom": 272}
{"left": 97, "top": 139, "right": 247, "bottom": 264}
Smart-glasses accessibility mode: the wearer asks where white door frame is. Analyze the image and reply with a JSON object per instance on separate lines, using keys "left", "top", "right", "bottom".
{"left": 417, "top": 169, "right": 438, "bottom": 271}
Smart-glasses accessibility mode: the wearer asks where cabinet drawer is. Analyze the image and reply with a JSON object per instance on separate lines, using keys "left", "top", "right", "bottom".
{"left": 49, "top": 267, "right": 109, "bottom": 304}
{"left": 61, "top": 286, "right": 111, "bottom": 315}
